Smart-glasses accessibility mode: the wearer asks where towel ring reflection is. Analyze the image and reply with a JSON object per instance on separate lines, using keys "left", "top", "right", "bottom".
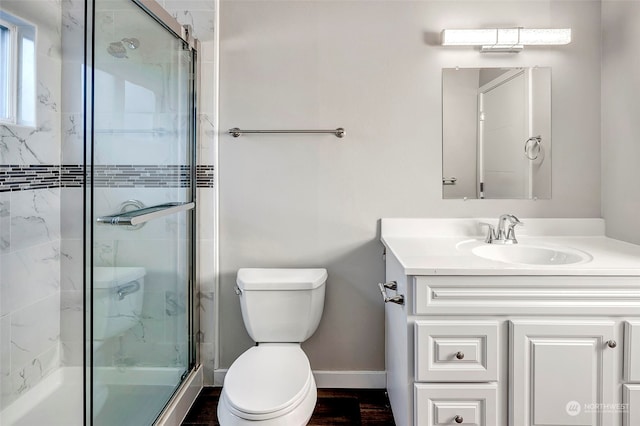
{"left": 524, "top": 136, "right": 542, "bottom": 160}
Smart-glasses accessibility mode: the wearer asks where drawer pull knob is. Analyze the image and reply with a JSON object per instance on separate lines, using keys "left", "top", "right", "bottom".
{"left": 455, "top": 351, "right": 465, "bottom": 360}
{"left": 454, "top": 415, "right": 464, "bottom": 423}
{"left": 607, "top": 339, "right": 617, "bottom": 349}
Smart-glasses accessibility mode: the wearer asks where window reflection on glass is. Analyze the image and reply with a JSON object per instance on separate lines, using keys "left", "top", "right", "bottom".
{"left": 19, "top": 35, "right": 35, "bottom": 124}
{"left": 0, "top": 22, "right": 13, "bottom": 121}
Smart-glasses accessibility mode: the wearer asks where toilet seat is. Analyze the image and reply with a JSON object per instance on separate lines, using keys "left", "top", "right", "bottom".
{"left": 222, "top": 344, "right": 313, "bottom": 421}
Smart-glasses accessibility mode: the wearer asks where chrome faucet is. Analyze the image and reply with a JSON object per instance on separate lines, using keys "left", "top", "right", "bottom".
{"left": 481, "top": 214, "right": 524, "bottom": 244}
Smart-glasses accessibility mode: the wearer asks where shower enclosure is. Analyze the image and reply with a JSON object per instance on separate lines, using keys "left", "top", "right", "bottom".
{"left": 87, "top": 0, "right": 198, "bottom": 424}
{"left": 0, "top": 0, "right": 200, "bottom": 424}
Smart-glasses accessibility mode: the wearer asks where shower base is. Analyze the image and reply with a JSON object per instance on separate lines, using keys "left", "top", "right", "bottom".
{"left": 1, "top": 367, "right": 83, "bottom": 426}
{"left": 1, "top": 366, "right": 184, "bottom": 426}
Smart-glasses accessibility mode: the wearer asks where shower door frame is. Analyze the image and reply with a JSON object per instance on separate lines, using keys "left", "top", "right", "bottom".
{"left": 83, "top": 0, "right": 200, "bottom": 424}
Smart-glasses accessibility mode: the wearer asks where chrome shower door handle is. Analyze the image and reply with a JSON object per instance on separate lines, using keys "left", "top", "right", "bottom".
{"left": 97, "top": 201, "right": 195, "bottom": 226}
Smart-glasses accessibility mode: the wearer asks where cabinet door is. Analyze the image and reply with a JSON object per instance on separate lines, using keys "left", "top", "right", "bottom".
{"left": 510, "top": 320, "right": 617, "bottom": 426}
{"left": 623, "top": 384, "right": 640, "bottom": 426}
{"left": 624, "top": 321, "right": 640, "bottom": 382}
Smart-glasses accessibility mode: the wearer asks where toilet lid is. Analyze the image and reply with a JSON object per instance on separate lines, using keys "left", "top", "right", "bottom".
{"left": 223, "top": 344, "right": 313, "bottom": 418}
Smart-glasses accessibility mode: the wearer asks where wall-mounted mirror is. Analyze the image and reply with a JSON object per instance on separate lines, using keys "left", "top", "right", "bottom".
{"left": 442, "top": 67, "right": 551, "bottom": 199}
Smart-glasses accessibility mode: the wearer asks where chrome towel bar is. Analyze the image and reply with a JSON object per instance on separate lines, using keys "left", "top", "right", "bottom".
{"left": 97, "top": 201, "right": 194, "bottom": 226}
{"left": 228, "top": 127, "right": 345, "bottom": 138}
{"left": 442, "top": 177, "right": 457, "bottom": 185}
{"left": 378, "top": 281, "right": 405, "bottom": 306}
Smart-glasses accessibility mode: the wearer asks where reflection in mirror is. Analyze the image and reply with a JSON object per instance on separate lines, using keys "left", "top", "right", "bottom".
{"left": 442, "top": 67, "right": 551, "bottom": 199}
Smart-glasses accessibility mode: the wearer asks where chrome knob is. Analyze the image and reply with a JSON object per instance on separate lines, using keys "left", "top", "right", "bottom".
{"left": 455, "top": 351, "right": 465, "bottom": 360}
{"left": 454, "top": 415, "right": 464, "bottom": 423}
{"left": 607, "top": 340, "right": 617, "bottom": 349}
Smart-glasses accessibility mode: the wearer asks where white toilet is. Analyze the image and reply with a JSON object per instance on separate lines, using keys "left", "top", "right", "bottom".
{"left": 217, "top": 268, "right": 328, "bottom": 426}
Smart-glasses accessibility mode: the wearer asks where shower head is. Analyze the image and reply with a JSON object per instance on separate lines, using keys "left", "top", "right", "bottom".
{"left": 121, "top": 38, "right": 140, "bottom": 50}
{"left": 106, "top": 38, "right": 140, "bottom": 58}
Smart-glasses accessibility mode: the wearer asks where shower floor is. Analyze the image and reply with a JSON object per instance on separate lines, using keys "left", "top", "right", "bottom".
{"left": 95, "top": 384, "right": 177, "bottom": 426}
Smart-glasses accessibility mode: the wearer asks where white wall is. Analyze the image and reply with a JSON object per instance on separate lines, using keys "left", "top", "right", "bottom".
{"left": 601, "top": 1, "right": 640, "bottom": 244}
{"left": 218, "top": 0, "right": 602, "bottom": 372}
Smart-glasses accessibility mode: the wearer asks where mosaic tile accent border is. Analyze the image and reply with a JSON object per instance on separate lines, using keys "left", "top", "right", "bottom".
{"left": 0, "top": 165, "right": 215, "bottom": 191}
{"left": 61, "top": 165, "right": 84, "bottom": 188}
{"left": 93, "top": 165, "right": 192, "bottom": 188}
{"left": 0, "top": 165, "right": 60, "bottom": 192}
{"left": 196, "top": 165, "right": 215, "bottom": 188}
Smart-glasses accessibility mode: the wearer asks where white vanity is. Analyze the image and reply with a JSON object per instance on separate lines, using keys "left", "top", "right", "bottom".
{"left": 380, "top": 218, "right": 640, "bottom": 426}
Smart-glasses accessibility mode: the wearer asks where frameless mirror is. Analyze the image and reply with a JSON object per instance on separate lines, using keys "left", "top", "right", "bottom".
{"left": 442, "top": 67, "right": 551, "bottom": 199}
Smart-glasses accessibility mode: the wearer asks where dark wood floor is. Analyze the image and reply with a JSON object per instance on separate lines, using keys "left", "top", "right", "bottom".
{"left": 182, "top": 387, "right": 396, "bottom": 425}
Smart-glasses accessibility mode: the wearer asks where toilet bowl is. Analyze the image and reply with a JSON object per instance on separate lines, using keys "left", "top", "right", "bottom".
{"left": 217, "top": 268, "right": 327, "bottom": 426}
{"left": 217, "top": 344, "right": 317, "bottom": 425}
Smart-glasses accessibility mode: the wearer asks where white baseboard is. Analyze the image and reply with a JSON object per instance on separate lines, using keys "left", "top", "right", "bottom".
{"left": 313, "top": 371, "right": 386, "bottom": 389}
{"left": 213, "top": 369, "right": 386, "bottom": 389}
{"left": 155, "top": 365, "right": 203, "bottom": 426}
{"left": 213, "top": 369, "right": 227, "bottom": 387}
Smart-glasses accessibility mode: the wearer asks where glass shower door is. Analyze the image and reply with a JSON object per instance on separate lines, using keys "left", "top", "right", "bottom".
{"left": 88, "top": 0, "right": 195, "bottom": 424}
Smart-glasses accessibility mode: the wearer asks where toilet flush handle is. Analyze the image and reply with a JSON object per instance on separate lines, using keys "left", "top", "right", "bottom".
{"left": 116, "top": 280, "right": 141, "bottom": 301}
{"left": 234, "top": 285, "right": 242, "bottom": 295}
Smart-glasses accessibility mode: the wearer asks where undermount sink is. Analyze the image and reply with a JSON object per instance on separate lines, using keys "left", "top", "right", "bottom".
{"left": 471, "top": 244, "right": 592, "bottom": 266}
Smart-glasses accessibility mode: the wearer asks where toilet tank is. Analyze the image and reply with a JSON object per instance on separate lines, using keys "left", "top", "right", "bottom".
{"left": 236, "top": 268, "right": 327, "bottom": 343}
{"left": 93, "top": 267, "right": 146, "bottom": 340}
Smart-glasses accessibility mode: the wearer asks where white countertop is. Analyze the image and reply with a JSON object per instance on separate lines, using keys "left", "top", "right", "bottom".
{"left": 381, "top": 218, "right": 640, "bottom": 276}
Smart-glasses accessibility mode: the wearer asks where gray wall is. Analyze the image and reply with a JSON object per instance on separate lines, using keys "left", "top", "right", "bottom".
{"left": 218, "top": 0, "right": 602, "bottom": 371}
{"left": 602, "top": 1, "right": 640, "bottom": 245}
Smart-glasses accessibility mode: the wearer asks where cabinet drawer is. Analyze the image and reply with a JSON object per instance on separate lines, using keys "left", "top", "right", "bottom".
{"left": 415, "top": 320, "right": 499, "bottom": 382}
{"left": 624, "top": 384, "right": 640, "bottom": 426}
{"left": 415, "top": 383, "right": 498, "bottom": 426}
{"left": 625, "top": 321, "right": 640, "bottom": 382}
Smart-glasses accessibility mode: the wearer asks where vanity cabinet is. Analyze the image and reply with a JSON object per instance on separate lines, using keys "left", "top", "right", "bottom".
{"left": 383, "top": 260, "right": 640, "bottom": 426}
{"left": 380, "top": 217, "right": 640, "bottom": 426}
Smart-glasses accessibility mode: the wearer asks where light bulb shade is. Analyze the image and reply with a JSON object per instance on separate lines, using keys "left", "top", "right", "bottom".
{"left": 441, "top": 28, "right": 571, "bottom": 52}
{"left": 441, "top": 29, "right": 498, "bottom": 46}
{"left": 518, "top": 28, "right": 571, "bottom": 45}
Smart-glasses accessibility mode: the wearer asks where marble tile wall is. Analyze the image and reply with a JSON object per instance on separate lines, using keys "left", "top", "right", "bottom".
{"left": 0, "top": 0, "right": 63, "bottom": 411}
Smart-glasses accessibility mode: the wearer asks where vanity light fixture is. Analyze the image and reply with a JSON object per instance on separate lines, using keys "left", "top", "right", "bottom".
{"left": 441, "top": 28, "right": 571, "bottom": 53}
